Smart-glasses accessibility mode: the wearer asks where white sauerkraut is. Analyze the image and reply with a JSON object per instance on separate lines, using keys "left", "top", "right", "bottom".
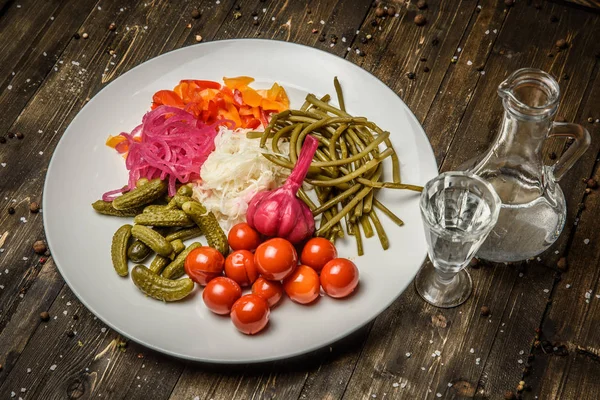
{"left": 192, "top": 127, "right": 290, "bottom": 230}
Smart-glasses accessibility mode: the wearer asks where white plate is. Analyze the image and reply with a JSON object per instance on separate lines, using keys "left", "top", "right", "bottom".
{"left": 43, "top": 39, "right": 437, "bottom": 363}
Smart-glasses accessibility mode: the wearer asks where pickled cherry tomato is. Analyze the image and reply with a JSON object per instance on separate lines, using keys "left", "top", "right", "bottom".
{"left": 228, "top": 223, "right": 262, "bottom": 251}
{"left": 320, "top": 258, "right": 359, "bottom": 298}
{"left": 252, "top": 277, "right": 283, "bottom": 307}
{"left": 254, "top": 238, "right": 298, "bottom": 281}
{"left": 300, "top": 238, "right": 338, "bottom": 272}
{"left": 202, "top": 277, "right": 242, "bottom": 315}
{"left": 225, "top": 250, "right": 259, "bottom": 287}
{"left": 230, "top": 294, "right": 270, "bottom": 335}
{"left": 184, "top": 246, "right": 225, "bottom": 286}
{"left": 283, "top": 265, "right": 320, "bottom": 304}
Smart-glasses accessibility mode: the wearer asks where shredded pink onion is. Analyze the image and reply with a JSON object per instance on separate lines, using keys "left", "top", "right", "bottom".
{"left": 103, "top": 105, "right": 233, "bottom": 199}
{"left": 102, "top": 187, "right": 129, "bottom": 202}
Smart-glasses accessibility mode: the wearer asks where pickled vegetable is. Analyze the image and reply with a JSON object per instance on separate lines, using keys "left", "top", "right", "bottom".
{"left": 131, "top": 265, "right": 194, "bottom": 302}
{"left": 111, "top": 224, "right": 132, "bottom": 277}
{"left": 112, "top": 179, "right": 168, "bottom": 210}
{"left": 131, "top": 225, "right": 174, "bottom": 257}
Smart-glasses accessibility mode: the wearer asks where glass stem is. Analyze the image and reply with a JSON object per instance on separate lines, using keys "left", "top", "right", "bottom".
{"left": 434, "top": 269, "right": 457, "bottom": 286}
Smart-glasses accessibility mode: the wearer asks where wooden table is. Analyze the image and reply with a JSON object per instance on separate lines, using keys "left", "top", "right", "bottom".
{"left": 1, "top": 0, "right": 599, "bottom": 398}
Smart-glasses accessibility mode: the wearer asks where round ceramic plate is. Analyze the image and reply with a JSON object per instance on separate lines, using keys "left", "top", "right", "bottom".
{"left": 43, "top": 39, "right": 437, "bottom": 363}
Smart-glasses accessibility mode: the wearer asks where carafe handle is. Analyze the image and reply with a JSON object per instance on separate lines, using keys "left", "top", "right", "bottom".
{"left": 548, "top": 122, "right": 591, "bottom": 181}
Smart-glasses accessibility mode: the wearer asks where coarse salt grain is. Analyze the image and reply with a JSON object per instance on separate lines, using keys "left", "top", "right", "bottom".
{"left": 469, "top": 348, "right": 474, "bottom": 353}
{"left": 101, "top": 327, "right": 107, "bottom": 333}
{"left": 22, "top": 257, "right": 28, "bottom": 261}
{"left": 421, "top": 367, "right": 426, "bottom": 370}
{"left": 436, "top": 394, "right": 442, "bottom": 398}
{"left": 519, "top": 272, "right": 524, "bottom": 277}
{"left": 271, "top": 17, "right": 275, "bottom": 21}
{"left": 401, "top": 382, "right": 407, "bottom": 388}
{"left": 475, "top": 358, "right": 481, "bottom": 365}
{"left": 584, "top": 239, "right": 590, "bottom": 244}
{"left": 566, "top": 284, "right": 571, "bottom": 288}
{"left": 519, "top": 350, "right": 524, "bottom": 355}
{"left": 480, "top": 71, "right": 486, "bottom": 75}
{"left": 485, "top": 30, "right": 489, "bottom": 35}
{"left": 27, "top": 368, "right": 31, "bottom": 373}
{"left": 342, "top": 37, "right": 347, "bottom": 43}
{"left": 330, "top": 43, "right": 334, "bottom": 47}
{"left": 585, "top": 292, "right": 591, "bottom": 299}
{"left": 448, "top": 383, "right": 453, "bottom": 387}
{"left": 63, "top": 310, "right": 67, "bottom": 315}
{"left": 263, "top": 8, "right": 266, "bottom": 12}
{"left": 39, "top": 151, "right": 43, "bottom": 155}
{"left": 20, "top": 217, "right": 27, "bottom": 223}
{"left": 493, "top": 29, "right": 498, "bottom": 34}
{"left": 543, "top": 289, "right": 549, "bottom": 293}
{"left": 50, "top": 364, "right": 57, "bottom": 371}
{"left": 1, "top": 163, "right": 6, "bottom": 167}
{"left": 392, "top": 383, "right": 399, "bottom": 388}
{"left": 467, "top": 60, "right": 473, "bottom": 65}
{"left": 67, "top": 301, "right": 72, "bottom": 306}
{"left": 320, "top": 20, "right": 325, "bottom": 25}
{"left": 20, "top": 389, "right": 26, "bottom": 393}
{"left": 7, "top": 85, "right": 12, "bottom": 90}
{"left": 406, "top": 352, "right": 411, "bottom": 357}
{"left": 518, "top": 359, "right": 523, "bottom": 364}
{"left": 429, "top": 340, "right": 433, "bottom": 344}
{"left": 98, "top": 6, "right": 101, "bottom": 10}
{"left": 26, "top": 79, "right": 31, "bottom": 83}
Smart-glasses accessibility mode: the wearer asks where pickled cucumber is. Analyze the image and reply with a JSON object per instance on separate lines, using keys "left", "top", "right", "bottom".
{"left": 131, "top": 225, "right": 173, "bottom": 257}
{"left": 149, "top": 239, "right": 185, "bottom": 274}
{"left": 92, "top": 200, "right": 142, "bottom": 217}
{"left": 127, "top": 240, "right": 152, "bottom": 263}
{"left": 134, "top": 210, "right": 193, "bottom": 227}
{"left": 143, "top": 205, "right": 169, "bottom": 214}
{"left": 131, "top": 265, "right": 194, "bottom": 302}
{"left": 136, "top": 177, "right": 150, "bottom": 187}
{"left": 173, "top": 195, "right": 193, "bottom": 209}
{"left": 164, "top": 227, "right": 202, "bottom": 242}
{"left": 177, "top": 185, "right": 193, "bottom": 197}
{"left": 111, "top": 224, "right": 132, "bottom": 277}
{"left": 182, "top": 201, "right": 229, "bottom": 256}
{"left": 112, "top": 179, "right": 167, "bottom": 210}
{"left": 162, "top": 242, "right": 202, "bottom": 279}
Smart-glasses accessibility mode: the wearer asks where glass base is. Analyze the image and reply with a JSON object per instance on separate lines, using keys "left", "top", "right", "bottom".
{"left": 414, "top": 261, "right": 473, "bottom": 308}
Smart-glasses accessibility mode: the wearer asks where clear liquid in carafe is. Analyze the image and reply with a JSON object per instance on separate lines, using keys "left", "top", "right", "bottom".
{"left": 474, "top": 169, "right": 566, "bottom": 262}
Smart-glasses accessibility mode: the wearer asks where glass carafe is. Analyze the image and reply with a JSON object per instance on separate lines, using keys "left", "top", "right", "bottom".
{"left": 462, "top": 68, "right": 590, "bottom": 262}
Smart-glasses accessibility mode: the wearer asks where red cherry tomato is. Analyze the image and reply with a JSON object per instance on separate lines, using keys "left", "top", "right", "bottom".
{"left": 300, "top": 238, "right": 338, "bottom": 272}
{"left": 184, "top": 247, "right": 225, "bottom": 286}
{"left": 252, "top": 277, "right": 283, "bottom": 307}
{"left": 225, "top": 250, "right": 259, "bottom": 287}
{"left": 320, "top": 258, "right": 359, "bottom": 298}
{"left": 254, "top": 238, "right": 298, "bottom": 281}
{"left": 283, "top": 265, "right": 320, "bottom": 304}
{"left": 228, "top": 223, "right": 262, "bottom": 251}
{"left": 202, "top": 277, "right": 242, "bottom": 315}
{"left": 230, "top": 294, "right": 270, "bottom": 335}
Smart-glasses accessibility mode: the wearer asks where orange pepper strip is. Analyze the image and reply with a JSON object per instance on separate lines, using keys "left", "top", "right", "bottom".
{"left": 241, "top": 87, "right": 263, "bottom": 108}
{"left": 106, "top": 135, "right": 127, "bottom": 148}
{"left": 223, "top": 76, "right": 255, "bottom": 90}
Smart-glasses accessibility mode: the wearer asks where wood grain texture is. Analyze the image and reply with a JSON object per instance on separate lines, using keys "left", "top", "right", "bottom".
{"left": 564, "top": 0, "right": 600, "bottom": 9}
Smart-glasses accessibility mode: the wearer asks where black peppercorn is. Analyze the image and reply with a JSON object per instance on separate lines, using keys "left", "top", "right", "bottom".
{"left": 66, "top": 330, "right": 75, "bottom": 338}
{"left": 431, "top": 38, "right": 439, "bottom": 46}
{"left": 40, "top": 311, "right": 50, "bottom": 321}
{"left": 587, "top": 178, "right": 598, "bottom": 188}
{"left": 191, "top": 9, "right": 201, "bottom": 19}
{"left": 550, "top": 15, "right": 558, "bottom": 23}
{"left": 73, "top": 314, "right": 79, "bottom": 320}
{"left": 480, "top": 306, "right": 491, "bottom": 316}
{"left": 420, "top": 57, "right": 427, "bottom": 62}
{"left": 16, "top": 132, "right": 24, "bottom": 139}
{"left": 73, "top": 32, "right": 81, "bottom": 40}
{"left": 0, "top": 137, "right": 6, "bottom": 144}
{"left": 29, "top": 202, "right": 40, "bottom": 213}
{"left": 234, "top": 4, "right": 241, "bottom": 10}
{"left": 504, "top": 390, "right": 515, "bottom": 400}
{"left": 504, "top": 0, "right": 514, "bottom": 7}
{"left": 7, "top": 132, "right": 14, "bottom": 139}
{"left": 387, "top": 6, "right": 396, "bottom": 16}
{"left": 469, "top": 258, "right": 480, "bottom": 269}
{"left": 549, "top": 152, "right": 557, "bottom": 160}
{"left": 108, "top": 22, "right": 117, "bottom": 31}
{"left": 417, "top": 0, "right": 428, "bottom": 10}
{"left": 556, "top": 39, "right": 568, "bottom": 50}
{"left": 375, "top": 7, "right": 385, "bottom": 17}
{"left": 359, "top": 50, "right": 366, "bottom": 57}
{"left": 406, "top": 72, "right": 415, "bottom": 80}
{"left": 562, "top": 73, "right": 570, "bottom": 80}
{"left": 370, "top": 19, "right": 378, "bottom": 27}
{"left": 360, "top": 37, "right": 368, "bottom": 44}
{"left": 318, "top": 36, "right": 326, "bottom": 42}
{"left": 423, "top": 66, "right": 430, "bottom": 72}
{"left": 8, "top": 207, "right": 15, "bottom": 215}
{"left": 251, "top": 11, "right": 258, "bottom": 17}
{"left": 414, "top": 14, "right": 426, "bottom": 26}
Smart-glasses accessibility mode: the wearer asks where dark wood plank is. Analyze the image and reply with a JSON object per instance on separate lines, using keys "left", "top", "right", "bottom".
{"left": 0, "top": 0, "right": 238, "bottom": 397}
{"left": 0, "top": 0, "right": 99, "bottom": 134}
{"left": 341, "top": 1, "right": 600, "bottom": 398}
{"left": 563, "top": 0, "right": 600, "bottom": 10}
{"left": 522, "top": 61, "right": 600, "bottom": 400}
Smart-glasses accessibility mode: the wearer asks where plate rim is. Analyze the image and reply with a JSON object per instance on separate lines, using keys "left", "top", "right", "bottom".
{"left": 43, "top": 38, "right": 437, "bottom": 364}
